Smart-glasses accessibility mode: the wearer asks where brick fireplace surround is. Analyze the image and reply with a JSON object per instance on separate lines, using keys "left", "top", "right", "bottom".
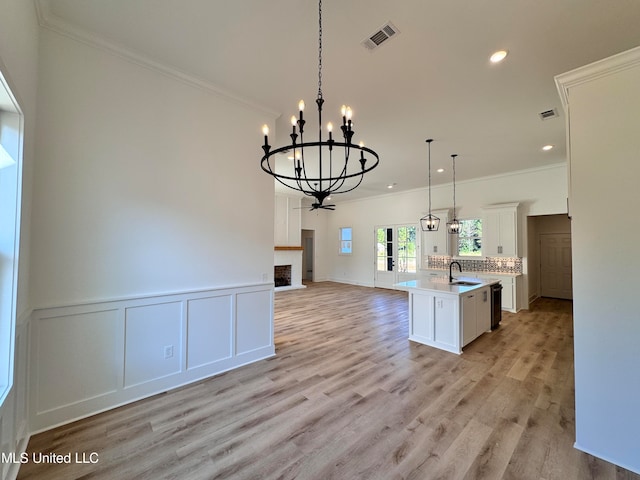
{"left": 274, "top": 247, "right": 306, "bottom": 291}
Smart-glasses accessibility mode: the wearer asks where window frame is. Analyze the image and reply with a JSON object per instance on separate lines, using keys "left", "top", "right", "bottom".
{"left": 339, "top": 227, "right": 353, "bottom": 255}
{"left": 454, "top": 218, "right": 483, "bottom": 258}
{"left": 0, "top": 69, "right": 23, "bottom": 408}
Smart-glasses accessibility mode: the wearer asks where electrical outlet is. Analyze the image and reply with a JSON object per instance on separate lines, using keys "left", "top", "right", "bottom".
{"left": 163, "top": 345, "right": 174, "bottom": 359}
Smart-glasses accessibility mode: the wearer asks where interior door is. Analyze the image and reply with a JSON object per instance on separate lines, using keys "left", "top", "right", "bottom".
{"left": 374, "top": 225, "right": 418, "bottom": 289}
{"left": 540, "top": 233, "right": 573, "bottom": 299}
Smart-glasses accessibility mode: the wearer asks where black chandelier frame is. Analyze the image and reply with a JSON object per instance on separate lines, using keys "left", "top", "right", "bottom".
{"left": 260, "top": 0, "right": 379, "bottom": 210}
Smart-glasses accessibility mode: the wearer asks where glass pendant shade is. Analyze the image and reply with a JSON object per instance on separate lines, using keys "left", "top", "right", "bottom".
{"left": 421, "top": 214, "right": 441, "bottom": 232}
{"left": 447, "top": 153, "right": 460, "bottom": 235}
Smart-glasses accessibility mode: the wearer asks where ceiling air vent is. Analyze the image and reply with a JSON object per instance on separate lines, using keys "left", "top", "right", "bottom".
{"left": 362, "top": 22, "right": 400, "bottom": 51}
{"left": 539, "top": 108, "right": 559, "bottom": 121}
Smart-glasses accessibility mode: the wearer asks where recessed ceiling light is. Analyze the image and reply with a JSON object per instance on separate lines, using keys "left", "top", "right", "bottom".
{"left": 437, "top": 168, "right": 444, "bottom": 173}
{"left": 542, "top": 144, "right": 554, "bottom": 151}
{"left": 490, "top": 50, "right": 508, "bottom": 63}
{"left": 387, "top": 183, "right": 396, "bottom": 189}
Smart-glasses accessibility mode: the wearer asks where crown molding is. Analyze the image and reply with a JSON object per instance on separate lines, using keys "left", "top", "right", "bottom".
{"left": 34, "top": 0, "right": 280, "bottom": 118}
{"left": 555, "top": 45, "right": 640, "bottom": 111}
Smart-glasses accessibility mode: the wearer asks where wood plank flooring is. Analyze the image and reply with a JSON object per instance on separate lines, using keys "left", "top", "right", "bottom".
{"left": 18, "top": 282, "right": 640, "bottom": 479}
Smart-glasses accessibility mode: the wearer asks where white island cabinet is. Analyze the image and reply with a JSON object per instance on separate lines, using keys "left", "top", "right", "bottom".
{"left": 397, "top": 277, "right": 497, "bottom": 354}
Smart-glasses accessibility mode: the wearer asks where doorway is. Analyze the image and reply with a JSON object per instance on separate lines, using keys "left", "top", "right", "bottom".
{"left": 301, "top": 229, "right": 314, "bottom": 282}
{"left": 540, "top": 233, "right": 573, "bottom": 299}
{"left": 527, "top": 214, "right": 573, "bottom": 301}
{"left": 374, "top": 225, "right": 418, "bottom": 289}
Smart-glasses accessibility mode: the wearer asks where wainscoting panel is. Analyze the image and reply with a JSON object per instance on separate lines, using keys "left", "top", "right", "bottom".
{"left": 186, "top": 295, "right": 233, "bottom": 370}
{"left": 124, "top": 302, "right": 183, "bottom": 388}
{"left": 35, "top": 309, "right": 121, "bottom": 414}
{"left": 30, "top": 283, "right": 274, "bottom": 432}
{"left": 236, "top": 289, "right": 273, "bottom": 355}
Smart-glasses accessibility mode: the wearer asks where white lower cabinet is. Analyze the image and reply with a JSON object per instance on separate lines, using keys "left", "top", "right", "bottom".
{"left": 474, "top": 274, "right": 519, "bottom": 313}
{"left": 434, "top": 295, "right": 458, "bottom": 350}
{"left": 477, "top": 287, "right": 492, "bottom": 333}
{"left": 501, "top": 277, "right": 515, "bottom": 311}
{"left": 461, "top": 286, "right": 491, "bottom": 347}
{"left": 409, "top": 291, "right": 460, "bottom": 354}
{"left": 462, "top": 293, "right": 477, "bottom": 346}
{"left": 408, "top": 285, "right": 492, "bottom": 354}
{"left": 410, "top": 292, "right": 435, "bottom": 342}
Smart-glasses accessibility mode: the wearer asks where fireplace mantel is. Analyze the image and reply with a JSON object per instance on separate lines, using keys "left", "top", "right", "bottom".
{"left": 274, "top": 246, "right": 303, "bottom": 251}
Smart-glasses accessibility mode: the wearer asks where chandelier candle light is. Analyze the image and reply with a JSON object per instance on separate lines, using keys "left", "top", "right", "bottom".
{"left": 260, "top": 0, "right": 379, "bottom": 210}
{"left": 446, "top": 154, "right": 461, "bottom": 234}
{"left": 420, "top": 139, "right": 440, "bottom": 231}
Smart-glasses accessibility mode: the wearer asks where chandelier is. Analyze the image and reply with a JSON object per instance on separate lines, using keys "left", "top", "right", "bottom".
{"left": 446, "top": 154, "right": 461, "bottom": 234}
{"left": 420, "top": 139, "right": 440, "bottom": 231}
{"left": 260, "top": 0, "right": 379, "bottom": 210}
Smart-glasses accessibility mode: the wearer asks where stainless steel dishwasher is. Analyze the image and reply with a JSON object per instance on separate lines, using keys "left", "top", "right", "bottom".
{"left": 491, "top": 282, "right": 502, "bottom": 329}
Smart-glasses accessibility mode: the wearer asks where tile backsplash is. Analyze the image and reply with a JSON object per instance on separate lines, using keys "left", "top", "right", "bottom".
{"left": 427, "top": 255, "right": 522, "bottom": 274}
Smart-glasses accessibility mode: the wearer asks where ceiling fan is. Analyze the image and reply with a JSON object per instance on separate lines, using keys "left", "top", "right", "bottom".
{"left": 310, "top": 202, "right": 335, "bottom": 211}
{"left": 294, "top": 200, "right": 336, "bottom": 211}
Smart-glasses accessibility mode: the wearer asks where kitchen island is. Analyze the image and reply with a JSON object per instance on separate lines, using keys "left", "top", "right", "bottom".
{"left": 396, "top": 276, "right": 500, "bottom": 354}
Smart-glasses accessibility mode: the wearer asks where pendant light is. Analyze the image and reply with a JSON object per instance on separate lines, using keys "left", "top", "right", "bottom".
{"left": 420, "top": 139, "right": 440, "bottom": 231}
{"left": 447, "top": 154, "right": 461, "bottom": 234}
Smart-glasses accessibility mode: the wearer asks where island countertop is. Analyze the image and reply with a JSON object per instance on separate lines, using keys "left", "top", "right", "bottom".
{"left": 395, "top": 276, "right": 500, "bottom": 295}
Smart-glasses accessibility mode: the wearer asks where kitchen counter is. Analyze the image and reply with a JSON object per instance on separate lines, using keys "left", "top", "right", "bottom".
{"left": 417, "top": 270, "right": 520, "bottom": 312}
{"left": 397, "top": 276, "right": 500, "bottom": 354}
{"left": 395, "top": 276, "right": 499, "bottom": 295}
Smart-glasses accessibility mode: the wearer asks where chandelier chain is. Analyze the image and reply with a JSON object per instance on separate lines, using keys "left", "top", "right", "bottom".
{"left": 259, "top": 0, "right": 379, "bottom": 211}
{"left": 452, "top": 154, "right": 456, "bottom": 213}
{"left": 317, "top": 0, "right": 323, "bottom": 100}
{"left": 428, "top": 140, "right": 432, "bottom": 212}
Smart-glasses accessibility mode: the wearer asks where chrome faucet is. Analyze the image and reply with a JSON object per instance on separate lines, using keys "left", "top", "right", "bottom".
{"left": 449, "top": 261, "right": 462, "bottom": 283}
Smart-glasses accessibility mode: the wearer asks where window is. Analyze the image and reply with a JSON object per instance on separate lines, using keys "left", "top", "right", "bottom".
{"left": 376, "top": 227, "right": 392, "bottom": 271}
{"left": 457, "top": 218, "right": 482, "bottom": 256}
{"left": 375, "top": 225, "right": 417, "bottom": 274}
{"left": 396, "top": 226, "right": 417, "bottom": 273}
{"left": 339, "top": 227, "right": 352, "bottom": 254}
{"left": 0, "top": 71, "right": 23, "bottom": 407}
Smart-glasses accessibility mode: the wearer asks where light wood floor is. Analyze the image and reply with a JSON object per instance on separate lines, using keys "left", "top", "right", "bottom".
{"left": 18, "top": 282, "right": 640, "bottom": 480}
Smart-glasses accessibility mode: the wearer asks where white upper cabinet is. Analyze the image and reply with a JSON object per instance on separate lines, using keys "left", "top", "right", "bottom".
{"left": 482, "top": 203, "right": 519, "bottom": 257}
{"left": 421, "top": 209, "right": 451, "bottom": 260}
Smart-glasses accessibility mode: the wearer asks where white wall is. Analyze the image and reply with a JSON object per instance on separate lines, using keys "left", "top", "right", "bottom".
{"left": 556, "top": 46, "right": 640, "bottom": 474}
{"left": 17, "top": 18, "right": 278, "bottom": 435}
{"left": 315, "top": 164, "right": 568, "bottom": 290}
{"left": 0, "top": 1, "right": 39, "bottom": 479}
{"left": 274, "top": 194, "right": 301, "bottom": 246}
{"left": 32, "top": 29, "right": 275, "bottom": 307}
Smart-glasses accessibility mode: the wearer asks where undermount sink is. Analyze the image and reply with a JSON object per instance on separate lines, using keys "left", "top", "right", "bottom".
{"left": 450, "top": 280, "right": 481, "bottom": 286}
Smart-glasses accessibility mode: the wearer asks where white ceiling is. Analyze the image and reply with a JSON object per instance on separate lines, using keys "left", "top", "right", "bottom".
{"left": 38, "top": 0, "right": 640, "bottom": 201}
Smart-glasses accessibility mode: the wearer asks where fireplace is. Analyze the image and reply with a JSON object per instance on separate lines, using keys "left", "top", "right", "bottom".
{"left": 274, "top": 247, "right": 305, "bottom": 291}
{"left": 274, "top": 265, "right": 292, "bottom": 287}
